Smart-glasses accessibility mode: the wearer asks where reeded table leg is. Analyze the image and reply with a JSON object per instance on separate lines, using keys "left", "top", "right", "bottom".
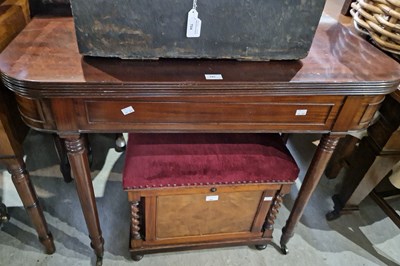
{"left": 280, "top": 134, "right": 341, "bottom": 254}
{"left": 63, "top": 134, "right": 104, "bottom": 260}
{"left": 3, "top": 157, "right": 55, "bottom": 254}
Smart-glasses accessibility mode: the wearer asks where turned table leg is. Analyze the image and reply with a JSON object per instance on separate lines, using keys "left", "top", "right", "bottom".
{"left": 280, "top": 134, "right": 341, "bottom": 254}
{"left": 63, "top": 135, "right": 104, "bottom": 261}
{"left": 4, "top": 157, "right": 55, "bottom": 254}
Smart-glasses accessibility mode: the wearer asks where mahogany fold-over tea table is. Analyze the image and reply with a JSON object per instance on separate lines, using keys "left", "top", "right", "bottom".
{"left": 1, "top": 15, "right": 399, "bottom": 262}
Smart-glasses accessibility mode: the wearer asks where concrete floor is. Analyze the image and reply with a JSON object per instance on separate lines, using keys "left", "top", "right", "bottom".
{"left": 1, "top": 131, "right": 399, "bottom": 266}
{"left": 1, "top": 1, "right": 400, "bottom": 265}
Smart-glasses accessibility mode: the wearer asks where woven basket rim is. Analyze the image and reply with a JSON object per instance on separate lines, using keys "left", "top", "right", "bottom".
{"left": 351, "top": 0, "right": 400, "bottom": 54}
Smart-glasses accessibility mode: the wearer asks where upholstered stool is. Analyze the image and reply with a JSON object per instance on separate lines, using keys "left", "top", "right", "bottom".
{"left": 123, "top": 133, "right": 299, "bottom": 261}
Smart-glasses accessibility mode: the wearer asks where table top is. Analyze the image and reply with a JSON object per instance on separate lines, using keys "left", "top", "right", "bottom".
{"left": 0, "top": 15, "right": 399, "bottom": 98}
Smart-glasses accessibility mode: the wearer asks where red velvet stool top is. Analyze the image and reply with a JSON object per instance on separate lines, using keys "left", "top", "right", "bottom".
{"left": 123, "top": 133, "right": 299, "bottom": 190}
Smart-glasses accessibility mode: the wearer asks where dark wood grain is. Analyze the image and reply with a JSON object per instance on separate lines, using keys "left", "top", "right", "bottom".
{"left": 1, "top": 85, "right": 55, "bottom": 255}
{"left": 280, "top": 134, "right": 342, "bottom": 251}
{"left": 0, "top": 0, "right": 55, "bottom": 254}
{"left": 63, "top": 135, "right": 104, "bottom": 259}
{"left": 2, "top": 157, "right": 55, "bottom": 254}
{"left": 0, "top": 16, "right": 399, "bottom": 95}
{"left": 1, "top": 14, "right": 400, "bottom": 259}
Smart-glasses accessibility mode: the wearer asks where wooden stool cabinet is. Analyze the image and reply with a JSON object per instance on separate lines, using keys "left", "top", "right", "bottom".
{"left": 122, "top": 133, "right": 299, "bottom": 261}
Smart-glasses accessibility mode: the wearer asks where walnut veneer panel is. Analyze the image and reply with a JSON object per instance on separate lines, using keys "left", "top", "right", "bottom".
{"left": 156, "top": 191, "right": 264, "bottom": 238}
{"left": 128, "top": 183, "right": 289, "bottom": 256}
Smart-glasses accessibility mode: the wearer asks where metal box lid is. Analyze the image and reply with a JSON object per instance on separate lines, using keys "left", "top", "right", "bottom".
{"left": 70, "top": 0, "right": 326, "bottom": 60}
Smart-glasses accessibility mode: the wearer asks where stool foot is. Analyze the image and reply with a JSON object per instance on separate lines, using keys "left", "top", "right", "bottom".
{"left": 255, "top": 244, "right": 268, "bottom": 250}
{"left": 131, "top": 254, "right": 144, "bottom": 261}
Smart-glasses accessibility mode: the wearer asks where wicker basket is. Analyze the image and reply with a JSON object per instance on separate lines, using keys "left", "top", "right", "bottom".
{"left": 351, "top": 0, "right": 400, "bottom": 54}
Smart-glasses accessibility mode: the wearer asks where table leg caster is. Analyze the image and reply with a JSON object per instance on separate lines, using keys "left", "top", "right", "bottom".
{"left": 255, "top": 244, "right": 268, "bottom": 250}
{"left": 115, "top": 133, "right": 126, "bottom": 152}
{"left": 131, "top": 254, "right": 144, "bottom": 261}
{"left": 0, "top": 203, "right": 10, "bottom": 226}
{"left": 281, "top": 244, "right": 288, "bottom": 255}
{"left": 96, "top": 256, "right": 103, "bottom": 266}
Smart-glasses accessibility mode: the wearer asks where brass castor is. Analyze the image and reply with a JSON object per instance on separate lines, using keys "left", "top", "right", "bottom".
{"left": 0, "top": 203, "right": 10, "bottom": 226}
{"left": 115, "top": 133, "right": 126, "bottom": 152}
{"left": 131, "top": 254, "right": 144, "bottom": 261}
{"left": 255, "top": 244, "right": 268, "bottom": 250}
{"left": 281, "top": 244, "right": 288, "bottom": 255}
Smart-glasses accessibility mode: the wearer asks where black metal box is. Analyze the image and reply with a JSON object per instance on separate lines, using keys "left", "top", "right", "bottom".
{"left": 70, "top": 0, "right": 326, "bottom": 60}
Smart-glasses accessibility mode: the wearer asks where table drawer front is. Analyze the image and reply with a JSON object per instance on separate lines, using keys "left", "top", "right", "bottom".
{"left": 80, "top": 96, "right": 343, "bottom": 131}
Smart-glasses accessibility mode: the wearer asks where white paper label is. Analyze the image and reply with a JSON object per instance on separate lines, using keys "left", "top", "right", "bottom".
{"left": 263, "top": 196, "right": 273, "bottom": 201}
{"left": 205, "top": 74, "right": 223, "bottom": 80}
{"left": 186, "top": 9, "right": 202, "bottom": 38}
{"left": 121, "top": 106, "right": 135, "bottom": 115}
{"left": 295, "top": 109, "right": 308, "bottom": 116}
{"left": 206, "top": 195, "right": 219, "bottom": 201}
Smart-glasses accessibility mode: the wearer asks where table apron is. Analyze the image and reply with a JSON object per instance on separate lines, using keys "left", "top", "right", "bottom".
{"left": 13, "top": 94, "right": 384, "bottom": 134}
